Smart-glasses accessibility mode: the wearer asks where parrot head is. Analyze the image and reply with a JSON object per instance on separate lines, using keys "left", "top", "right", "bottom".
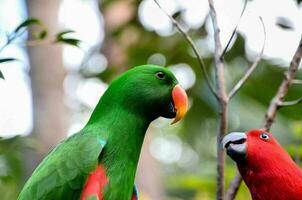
{"left": 222, "top": 129, "right": 292, "bottom": 168}
{"left": 222, "top": 129, "right": 302, "bottom": 199}
{"left": 95, "top": 64, "right": 188, "bottom": 124}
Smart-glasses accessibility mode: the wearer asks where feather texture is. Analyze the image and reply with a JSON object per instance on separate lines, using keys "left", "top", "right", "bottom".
{"left": 18, "top": 65, "right": 181, "bottom": 200}
{"left": 239, "top": 130, "right": 302, "bottom": 200}
{"left": 81, "top": 164, "right": 108, "bottom": 200}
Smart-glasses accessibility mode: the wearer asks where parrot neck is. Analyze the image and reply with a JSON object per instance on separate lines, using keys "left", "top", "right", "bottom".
{"left": 84, "top": 92, "right": 152, "bottom": 199}
{"left": 238, "top": 151, "right": 302, "bottom": 199}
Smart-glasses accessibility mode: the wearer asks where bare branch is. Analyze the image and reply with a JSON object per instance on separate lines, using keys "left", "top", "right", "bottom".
{"left": 224, "top": 172, "right": 242, "bottom": 200}
{"left": 226, "top": 36, "right": 302, "bottom": 200}
{"left": 207, "top": 0, "right": 229, "bottom": 199}
{"left": 207, "top": 0, "right": 228, "bottom": 101}
{"left": 293, "top": 79, "right": 302, "bottom": 85}
{"left": 220, "top": 0, "right": 248, "bottom": 59}
{"left": 153, "top": 0, "right": 218, "bottom": 99}
{"left": 228, "top": 17, "right": 266, "bottom": 99}
{"left": 263, "top": 36, "right": 302, "bottom": 131}
{"left": 279, "top": 97, "right": 302, "bottom": 107}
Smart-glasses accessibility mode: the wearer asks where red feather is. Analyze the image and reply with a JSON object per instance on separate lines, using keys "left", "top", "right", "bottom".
{"left": 80, "top": 164, "right": 108, "bottom": 200}
{"left": 131, "top": 188, "right": 138, "bottom": 200}
{"left": 238, "top": 130, "right": 302, "bottom": 200}
{"left": 80, "top": 164, "right": 138, "bottom": 200}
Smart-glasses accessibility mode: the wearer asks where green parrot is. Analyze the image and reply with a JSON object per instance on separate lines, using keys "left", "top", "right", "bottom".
{"left": 18, "top": 65, "right": 188, "bottom": 200}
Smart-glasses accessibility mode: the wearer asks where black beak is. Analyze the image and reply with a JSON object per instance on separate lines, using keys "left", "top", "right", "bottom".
{"left": 161, "top": 101, "right": 176, "bottom": 119}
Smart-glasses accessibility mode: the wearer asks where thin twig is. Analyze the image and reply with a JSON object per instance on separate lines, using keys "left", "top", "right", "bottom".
{"left": 220, "top": 0, "right": 248, "bottom": 60}
{"left": 263, "top": 36, "right": 302, "bottom": 131}
{"left": 153, "top": 0, "right": 218, "bottom": 99}
{"left": 208, "top": 0, "right": 228, "bottom": 199}
{"left": 293, "top": 79, "right": 302, "bottom": 85}
{"left": 224, "top": 172, "right": 242, "bottom": 200}
{"left": 0, "top": 36, "right": 11, "bottom": 53}
{"left": 228, "top": 17, "right": 266, "bottom": 99}
{"left": 225, "top": 36, "right": 302, "bottom": 200}
{"left": 0, "top": 29, "right": 27, "bottom": 53}
{"left": 0, "top": 43, "right": 8, "bottom": 53}
{"left": 279, "top": 97, "right": 302, "bottom": 107}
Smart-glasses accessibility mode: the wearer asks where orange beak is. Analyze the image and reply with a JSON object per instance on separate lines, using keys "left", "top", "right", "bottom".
{"left": 171, "top": 84, "right": 188, "bottom": 124}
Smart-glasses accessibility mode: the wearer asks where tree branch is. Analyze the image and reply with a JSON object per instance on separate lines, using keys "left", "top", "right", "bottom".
{"left": 279, "top": 97, "right": 302, "bottom": 107}
{"left": 292, "top": 79, "right": 302, "bottom": 85}
{"left": 220, "top": 0, "right": 247, "bottom": 60}
{"left": 225, "top": 36, "right": 302, "bottom": 200}
{"left": 224, "top": 172, "right": 242, "bottom": 200}
{"left": 153, "top": 0, "right": 218, "bottom": 99}
{"left": 228, "top": 17, "right": 266, "bottom": 99}
{"left": 263, "top": 36, "right": 302, "bottom": 131}
{"left": 208, "top": 0, "right": 228, "bottom": 199}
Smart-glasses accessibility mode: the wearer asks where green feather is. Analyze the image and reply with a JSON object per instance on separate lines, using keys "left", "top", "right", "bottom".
{"left": 86, "top": 196, "right": 99, "bottom": 200}
{"left": 18, "top": 132, "right": 105, "bottom": 200}
{"left": 18, "top": 65, "right": 179, "bottom": 200}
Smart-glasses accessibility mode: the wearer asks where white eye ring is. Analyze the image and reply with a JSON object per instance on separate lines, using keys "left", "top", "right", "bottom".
{"left": 155, "top": 71, "right": 165, "bottom": 79}
{"left": 260, "top": 133, "right": 270, "bottom": 140}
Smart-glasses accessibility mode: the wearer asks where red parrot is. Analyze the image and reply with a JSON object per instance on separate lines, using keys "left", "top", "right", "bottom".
{"left": 222, "top": 129, "right": 302, "bottom": 200}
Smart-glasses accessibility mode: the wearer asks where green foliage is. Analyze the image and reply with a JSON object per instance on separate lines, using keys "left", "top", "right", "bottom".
{"left": 11, "top": 18, "right": 47, "bottom": 43}
{"left": 0, "top": 18, "right": 80, "bottom": 80}
{"left": 33, "top": 29, "right": 48, "bottom": 40}
{"left": 0, "top": 58, "right": 17, "bottom": 63}
{"left": 14, "top": 18, "right": 42, "bottom": 33}
{"left": 0, "top": 71, "right": 3, "bottom": 79}
{"left": 55, "top": 30, "right": 81, "bottom": 47}
{"left": 0, "top": 58, "right": 17, "bottom": 79}
{"left": 0, "top": 18, "right": 45, "bottom": 79}
{"left": 0, "top": 18, "right": 44, "bottom": 79}
{"left": 0, "top": 136, "right": 33, "bottom": 200}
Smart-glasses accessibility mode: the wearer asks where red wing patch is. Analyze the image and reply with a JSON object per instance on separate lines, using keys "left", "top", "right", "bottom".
{"left": 131, "top": 193, "right": 137, "bottom": 200}
{"left": 80, "top": 164, "right": 108, "bottom": 200}
{"left": 131, "top": 185, "right": 138, "bottom": 200}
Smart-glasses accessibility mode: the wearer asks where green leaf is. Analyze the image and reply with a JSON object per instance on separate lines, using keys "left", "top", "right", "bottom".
{"left": 38, "top": 29, "right": 48, "bottom": 39}
{"left": 55, "top": 30, "right": 80, "bottom": 47}
{"left": 33, "top": 29, "right": 48, "bottom": 40}
{"left": 56, "top": 30, "right": 75, "bottom": 39}
{"left": 14, "top": 18, "right": 42, "bottom": 33}
{"left": 0, "top": 70, "right": 4, "bottom": 79}
{"left": 0, "top": 58, "right": 17, "bottom": 63}
{"left": 0, "top": 58, "right": 17, "bottom": 79}
{"left": 172, "top": 10, "right": 183, "bottom": 20}
{"left": 57, "top": 38, "right": 81, "bottom": 47}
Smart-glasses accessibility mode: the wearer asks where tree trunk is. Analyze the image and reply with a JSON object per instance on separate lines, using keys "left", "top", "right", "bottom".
{"left": 24, "top": 0, "right": 68, "bottom": 179}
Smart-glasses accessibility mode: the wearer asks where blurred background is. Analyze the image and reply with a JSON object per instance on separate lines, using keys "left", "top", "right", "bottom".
{"left": 0, "top": 0, "right": 302, "bottom": 199}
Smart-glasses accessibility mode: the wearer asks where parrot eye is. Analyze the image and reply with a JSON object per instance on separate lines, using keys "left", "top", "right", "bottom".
{"left": 260, "top": 133, "right": 270, "bottom": 140}
{"left": 155, "top": 71, "right": 166, "bottom": 79}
